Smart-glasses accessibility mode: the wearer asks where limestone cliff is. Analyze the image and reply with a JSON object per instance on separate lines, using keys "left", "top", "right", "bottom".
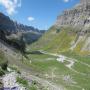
{"left": 55, "top": 0, "right": 90, "bottom": 30}
{"left": 54, "top": 0, "right": 90, "bottom": 54}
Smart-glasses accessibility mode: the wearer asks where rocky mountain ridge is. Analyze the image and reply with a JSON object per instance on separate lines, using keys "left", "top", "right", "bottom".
{"left": 55, "top": 0, "right": 90, "bottom": 31}
{"left": 0, "top": 12, "right": 44, "bottom": 34}
{"left": 0, "top": 12, "right": 45, "bottom": 45}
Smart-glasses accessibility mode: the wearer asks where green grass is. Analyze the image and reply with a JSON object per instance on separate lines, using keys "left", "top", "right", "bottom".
{"left": 25, "top": 26, "right": 90, "bottom": 90}
{"left": 29, "top": 85, "right": 37, "bottom": 90}
{"left": 62, "top": 51, "right": 90, "bottom": 64}
{"left": 28, "top": 26, "right": 77, "bottom": 53}
{"left": 17, "top": 76, "right": 40, "bottom": 90}
{"left": 28, "top": 26, "right": 90, "bottom": 56}
{"left": 0, "top": 51, "right": 6, "bottom": 65}
{"left": 6, "top": 46, "right": 90, "bottom": 90}
{"left": 0, "top": 51, "right": 8, "bottom": 76}
{"left": 17, "top": 77, "right": 29, "bottom": 87}
{"left": 73, "top": 62, "right": 90, "bottom": 74}
{"left": 22, "top": 52, "right": 90, "bottom": 90}
{"left": 0, "top": 68, "right": 5, "bottom": 76}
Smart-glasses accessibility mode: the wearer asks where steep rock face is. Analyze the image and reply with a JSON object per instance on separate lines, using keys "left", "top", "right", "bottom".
{"left": 0, "top": 13, "right": 15, "bottom": 33}
{"left": 54, "top": 0, "right": 90, "bottom": 54}
{"left": 55, "top": 1, "right": 90, "bottom": 29}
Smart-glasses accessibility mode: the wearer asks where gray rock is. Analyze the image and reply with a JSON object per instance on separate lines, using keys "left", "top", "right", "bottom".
{"left": 55, "top": 0, "right": 90, "bottom": 30}
{"left": 55, "top": 0, "right": 90, "bottom": 53}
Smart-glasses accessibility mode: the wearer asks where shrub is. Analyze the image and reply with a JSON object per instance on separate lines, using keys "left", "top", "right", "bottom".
{"left": 1, "top": 61, "right": 8, "bottom": 70}
{"left": 16, "top": 77, "right": 28, "bottom": 87}
{"left": 0, "top": 68, "right": 5, "bottom": 76}
{"left": 0, "top": 51, "right": 8, "bottom": 71}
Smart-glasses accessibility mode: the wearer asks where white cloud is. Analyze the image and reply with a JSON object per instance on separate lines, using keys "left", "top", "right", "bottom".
{"left": 0, "top": 0, "right": 21, "bottom": 15}
{"left": 63, "top": 0, "right": 70, "bottom": 3}
{"left": 28, "top": 17, "right": 35, "bottom": 21}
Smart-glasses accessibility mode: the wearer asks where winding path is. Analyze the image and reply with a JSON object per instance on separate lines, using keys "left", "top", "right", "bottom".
{"left": 39, "top": 50, "right": 90, "bottom": 75}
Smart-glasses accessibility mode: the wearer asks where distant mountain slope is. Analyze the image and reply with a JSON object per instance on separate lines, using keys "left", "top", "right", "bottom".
{"left": 29, "top": 0, "right": 90, "bottom": 55}
{"left": 0, "top": 12, "right": 45, "bottom": 34}
{"left": 0, "top": 12, "right": 45, "bottom": 44}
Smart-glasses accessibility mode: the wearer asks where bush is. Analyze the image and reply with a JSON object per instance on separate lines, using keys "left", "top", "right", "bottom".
{"left": 29, "top": 85, "right": 37, "bottom": 90}
{"left": 0, "top": 51, "right": 8, "bottom": 70}
{"left": 0, "top": 68, "right": 5, "bottom": 76}
{"left": 1, "top": 61, "right": 8, "bottom": 70}
{"left": 9, "top": 65, "right": 21, "bottom": 74}
{"left": 16, "top": 77, "right": 28, "bottom": 87}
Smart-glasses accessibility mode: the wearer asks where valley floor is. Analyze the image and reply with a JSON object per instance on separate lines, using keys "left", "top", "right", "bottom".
{"left": 8, "top": 51, "right": 90, "bottom": 90}
{"left": 0, "top": 40, "right": 90, "bottom": 90}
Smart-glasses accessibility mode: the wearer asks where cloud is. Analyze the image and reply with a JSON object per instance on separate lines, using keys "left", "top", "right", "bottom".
{"left": 28, "top": 17, "right": 35, "bottom": 21}
{"left": 0, "top": 0, "right": 21, "bottom": 15}
{"left": 63, "top": 0, "right": 70, "bottom": 3}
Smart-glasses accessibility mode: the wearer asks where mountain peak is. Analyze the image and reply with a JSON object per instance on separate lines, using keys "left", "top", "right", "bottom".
{"left": 55, "top": 0, "right": 90, "bottom": 29}
{"left": 80, "top": 0, "right": 90, "bottom": 3}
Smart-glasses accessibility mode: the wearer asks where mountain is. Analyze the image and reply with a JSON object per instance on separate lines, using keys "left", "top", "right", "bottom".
{"left": 0, "top": 12, "right": 45, "bottom": 44}
{"left": 0, "top": 12, "right": 45, "bottom": 34}
{"left": 29, "top": 0, "right": 90, "bottom": 55}
{"left": 0, "top": 1, "right": 90, "bottom": 90}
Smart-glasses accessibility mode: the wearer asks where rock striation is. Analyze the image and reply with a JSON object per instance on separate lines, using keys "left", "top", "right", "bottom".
{"left": 54, "top": 0, "right": 90, "bottom": 54}
{"left": 55, "top": 0, "right": 90, "bottom": 30}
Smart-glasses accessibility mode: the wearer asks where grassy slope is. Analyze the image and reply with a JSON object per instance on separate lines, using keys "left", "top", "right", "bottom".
{"left": 23, "top": 53, "right": 90, "bottom": 90}
{"left": 0, "top": 51, "right": 7, "bottom": 66}
{"left": 29, "top": 26, "right": 90, "bottom": 55}
{"left": 29, "top": 26, "right": 77, "bottom": 53}
{"left": 73, "top": 33, "right": 90, "bottom": 55}
{"left": 0, "top": 51, "right": 7, "bottom": 77}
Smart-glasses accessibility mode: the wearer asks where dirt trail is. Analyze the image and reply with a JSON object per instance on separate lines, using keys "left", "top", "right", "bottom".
{"left": 39, "top": 50, "right": 75, "bottom": 69}
{"left": 39, "top": 50, "right": 90, "bottom": 75}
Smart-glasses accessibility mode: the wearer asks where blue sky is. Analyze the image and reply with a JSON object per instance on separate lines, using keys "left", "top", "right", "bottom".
{"left": 0, "top": 0, "right": 80, "bottom": 30}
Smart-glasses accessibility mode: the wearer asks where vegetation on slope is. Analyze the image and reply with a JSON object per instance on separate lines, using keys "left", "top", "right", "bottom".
{"left": 0, "top": 51, "right": 8, "bottom": 72}
{"left": 29, "top": 26, "right": 77, "bottom": 53}
{"left": 23, "top": 52, "right": 90, "bottom": 90}
{"left": 29, "top": 26, "right": 90, "bottom": 55}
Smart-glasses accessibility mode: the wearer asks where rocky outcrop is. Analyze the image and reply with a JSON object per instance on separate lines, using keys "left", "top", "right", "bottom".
{"left": 55, "top": 0, "right": 90, "bottom": 30}
{"left": 54, "top": 0, "right": 90, "bottom": 54}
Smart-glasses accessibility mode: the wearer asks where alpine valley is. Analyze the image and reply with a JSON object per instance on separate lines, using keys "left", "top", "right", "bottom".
{"left": 0, "top": 0, "right": 90, "bottom": 90}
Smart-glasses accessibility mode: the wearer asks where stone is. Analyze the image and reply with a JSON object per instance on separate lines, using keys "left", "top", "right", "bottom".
{"left": 55, "top": 0, "right": 90, "bottom": 30}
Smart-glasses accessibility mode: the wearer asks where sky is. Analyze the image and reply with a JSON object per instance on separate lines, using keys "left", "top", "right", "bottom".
{"left": 0, "top": 0, "right": 80, "bottom": 30}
